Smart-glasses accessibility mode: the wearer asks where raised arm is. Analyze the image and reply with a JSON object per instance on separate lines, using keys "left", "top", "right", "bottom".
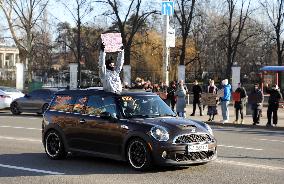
{"left": 99, "top": 44, "right": 106, "bottom": 79}
{"left": 115, "top": 49, "right": 124, "bottom": 73}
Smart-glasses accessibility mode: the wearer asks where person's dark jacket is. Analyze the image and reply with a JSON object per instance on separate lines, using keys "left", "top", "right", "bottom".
{"left": 266, "top": 88, "right": 283, "bottom": 106}
{"left": 167, "top": 85, "right": 176, "bottom": 100}
{"left": 250, "top": 89, "right": 264, "bottom": 109}
{"left": 192, "top": 84, "right": 202, "bottom": 102}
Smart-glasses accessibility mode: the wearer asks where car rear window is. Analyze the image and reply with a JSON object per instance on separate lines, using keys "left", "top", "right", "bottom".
{"left": 49, "top": 95, "right": 75, "bottom": 112}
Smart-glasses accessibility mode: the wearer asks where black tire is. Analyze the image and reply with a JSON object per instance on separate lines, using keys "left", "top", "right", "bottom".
{"left": 127, "top": 138, "right": 152, "bottom": 171}
{"left": 42, "top": 103, "right": 49, "bottom": 114}
{"left": 10, "top": 102, "right": 21, "bottom": 115}
{"left": 44, "top": 130, "right": 67, "bottom": 160}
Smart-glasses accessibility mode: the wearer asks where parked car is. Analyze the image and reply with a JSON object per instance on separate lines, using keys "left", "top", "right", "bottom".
{"left": 10, "top": 88, "right": 58, "bottom": 115}
{"left": 42, "top": 89, "right": 217, "bottom": 171}
{"left": 0, "top": 86, "right": 25, "bottom": 109}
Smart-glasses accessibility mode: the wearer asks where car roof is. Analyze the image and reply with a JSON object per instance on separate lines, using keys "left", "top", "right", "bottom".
{"left": 54, "top": 89, "right": 157, "bottom": 97}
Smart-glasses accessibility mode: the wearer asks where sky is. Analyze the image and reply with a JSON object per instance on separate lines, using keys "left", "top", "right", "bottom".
{"left": 0, "top": 0, "right": 277, "bottom": 46}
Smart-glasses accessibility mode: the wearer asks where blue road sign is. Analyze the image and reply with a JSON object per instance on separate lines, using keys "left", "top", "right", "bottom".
{"left": 161, "top": 0, "right": 174, "bottom": 16}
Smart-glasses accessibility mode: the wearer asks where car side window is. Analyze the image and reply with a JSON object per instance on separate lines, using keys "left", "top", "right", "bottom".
{"left": 86, "top": 95, "right": 117, "bottom": 117}
{"left": 73, "top": 96, "right": 88, "bottom": 114}
{"left": 49, "top": 95, "right": 75, "bottom": 112}
{"left": 28, "top": 90, "right": 40, "bottom": 97}
{"left": 37, "top": 90, "right": 50, "bottom": 98}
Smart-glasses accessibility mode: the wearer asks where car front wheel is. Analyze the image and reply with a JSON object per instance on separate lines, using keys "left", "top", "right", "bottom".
{"left": 44, "top": 130, "right": 67, "bottom": 160}
{"left": 10, "top": 102, "right": 21, "bottom": 115}
{"left": 127, "top": 138, "right": 152, "bottom": 171}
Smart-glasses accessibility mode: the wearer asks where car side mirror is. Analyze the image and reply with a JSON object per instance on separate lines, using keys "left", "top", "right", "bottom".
{"left": 100, "top": 112, "right": 112, "bottom": 119}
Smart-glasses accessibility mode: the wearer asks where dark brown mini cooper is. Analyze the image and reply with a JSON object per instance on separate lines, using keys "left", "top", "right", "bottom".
{"left": 42, "top": 89, "right": 217, "bottom": 170}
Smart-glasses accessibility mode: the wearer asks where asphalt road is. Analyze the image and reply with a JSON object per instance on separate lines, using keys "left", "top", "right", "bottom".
{"left": 0, "top": 111, "right": 283, "bottom": 184}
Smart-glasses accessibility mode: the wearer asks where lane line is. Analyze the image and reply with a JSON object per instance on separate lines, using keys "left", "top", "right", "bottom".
{"left": 254, "top": 138, "right": 284, "bottom": 143}
{"left": 218, "top": 144, "right": 263, "bottom": 151}
{"left": 0, "top": 116, "right": 41, "bottom": 120}
{"left": 0, "top": 136, "right": 41, "bottom": 143}
{"left": 0, "top": 164, "right": 64, "bottom": 175}
{"left": 216, "top": 159, "right": 284, "bottom": 171}
{"left": 0, "top": 125, "right": 41, "bottom": 131}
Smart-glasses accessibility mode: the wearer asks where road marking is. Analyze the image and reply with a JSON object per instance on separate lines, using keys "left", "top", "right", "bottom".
{"left": 28, "top": 117, "right": 41, "bottom": 120}
{"left": 0, "top": 125, "right": 41, "bottom": 131}
{"left": 218, "top": 144, "right": 263, "bottom": 151}
{"left": 254, "top": 138, "right": 284, "bottom": 143}
{"left": 0, "top": 136, "right": 41, "bottom": 142}
{"left": 216, "top": 159, "right": 284, "bottom": 171}
{"left": 0, "top": 164, "right": 64, "bottom": 175}
{"left": 0, "top": 116, "right": 41, "bottom": 120}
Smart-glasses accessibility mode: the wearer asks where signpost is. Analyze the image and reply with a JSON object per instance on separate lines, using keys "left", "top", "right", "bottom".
{"left": 162, "top": 0, "right": 175, "bottom": 85}
{"left": 161, "top": 0, "right": 174, "bottom": 15}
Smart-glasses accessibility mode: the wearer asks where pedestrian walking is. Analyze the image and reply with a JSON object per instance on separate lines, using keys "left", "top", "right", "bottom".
{"left": 220, "top": 79, "right": 231, "bottom": 124}
{"left": 99, "top": 43, "right": 124, "bottom": 93}
{"left": 233, "top": 83, "right": 247, "bottom": 124}
{"left": 190, "top": 80, "right": 203, "bottom": 116}
{"left": 265, "top": 84, "right": 283, "bottom": 127}
{"left": 167, "top": 81, "right": 177, "bottom": 111}
{"left": 207, "top": 80, "right": 218, "bottom": 122}
{"left": 175, "top": 80, "right": 187, "bottom": 117}
{"left": 249, "top": 83, "right": 264, "bottom": 125}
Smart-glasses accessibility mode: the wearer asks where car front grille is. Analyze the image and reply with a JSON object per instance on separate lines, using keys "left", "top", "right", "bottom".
{"left": 173, "top": 134, "right": 212, "bottom": 144}
{"left": 175, "top": 151, "right": 215, "bottom": 162}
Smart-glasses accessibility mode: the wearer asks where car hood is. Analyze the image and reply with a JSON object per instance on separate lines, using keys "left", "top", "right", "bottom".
{"left": 129, "top": 117, "right": 208, "bottom": 133}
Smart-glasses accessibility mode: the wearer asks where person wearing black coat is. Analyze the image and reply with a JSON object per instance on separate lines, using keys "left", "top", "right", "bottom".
{"left": 190, "top": 80, "right": 203, "bottom": 116}
{"left": 250, "top": 84, "right": 264, "bottom": 125}
{"left": 265, "top": 84, "right": 283, "bottom": 127}
{"left": 167, "top": 81, "right": 177, "bottom": 111}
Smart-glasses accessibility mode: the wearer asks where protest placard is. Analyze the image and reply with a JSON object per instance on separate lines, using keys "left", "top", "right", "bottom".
{"left": 217, "top": 89, "right": 224, "bottom": 98}
{"left": 232, "top": 92, "right": 240, "bottom": 102}
{"left": 101, "top": 33, "right": 123, "bottom": 52}
{"left": 201, "top": 93, "right": 218, "bottom": 106}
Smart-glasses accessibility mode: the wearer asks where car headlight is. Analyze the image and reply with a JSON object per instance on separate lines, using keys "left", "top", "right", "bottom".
{"left": 150, "top": 125, "right": 169, "bottom": 141}
{"left": 205, "top": 123, "right": 213, "bottom": 135}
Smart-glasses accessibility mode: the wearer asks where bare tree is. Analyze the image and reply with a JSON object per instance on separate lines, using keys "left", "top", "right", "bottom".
{"left": 222, "top": 0, "right": 258, "bottom": 78}
{"left": 261, "top": 0, "right": 284, "bottom": 88}
{"left": 99, "top": 0, "right": 157, "bottom": 66}
{"left": 0, "top": 0, "right": 49, "bottom": 80}
{"left": 59, "top": 0, "right": 93, "bottom": 87}
{"left": 174, "top": 0, "right": 196, "bottom": 65}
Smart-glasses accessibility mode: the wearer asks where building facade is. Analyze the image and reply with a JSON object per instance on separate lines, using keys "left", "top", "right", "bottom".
{"left": 0, "top": 46, "right": 26, "bottom": 80}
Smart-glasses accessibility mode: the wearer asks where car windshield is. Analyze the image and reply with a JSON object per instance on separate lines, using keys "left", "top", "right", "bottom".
{"left": 0, "top": 87, "right": 20, "bottom": 93}
{"left": 119, "top": 95, "right": 176, "bottom": 118}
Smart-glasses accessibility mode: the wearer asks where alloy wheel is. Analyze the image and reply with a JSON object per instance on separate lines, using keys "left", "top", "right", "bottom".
{"left": 127, "top": 139, "right": 151, "bottom": 170}
{"left": 45, "top": 131, "right": 66, "bottom": 159}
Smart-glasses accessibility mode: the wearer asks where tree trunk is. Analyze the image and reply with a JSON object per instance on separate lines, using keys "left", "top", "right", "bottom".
{"left": 179, "top": 37, "right": 187, "bottom": 65}
{"left": 124, "top": 44, "right": 131, "bottom": 65}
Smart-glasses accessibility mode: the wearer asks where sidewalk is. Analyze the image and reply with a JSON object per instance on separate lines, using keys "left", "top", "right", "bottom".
{"left": 184, "top": 104, "right": 284, "bottom": 130}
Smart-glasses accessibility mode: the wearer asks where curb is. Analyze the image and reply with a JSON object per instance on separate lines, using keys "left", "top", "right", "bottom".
{"left": 206, "top": 121, "right": 284, "bottom": 131}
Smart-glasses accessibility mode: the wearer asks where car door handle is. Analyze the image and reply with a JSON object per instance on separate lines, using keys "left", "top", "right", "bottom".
{"left": 79, "top": 119, "right": 86, "bottom": 124}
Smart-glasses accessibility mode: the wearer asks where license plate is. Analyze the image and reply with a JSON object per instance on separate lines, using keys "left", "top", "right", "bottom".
{"left": 188, "top": 144, "right": 208, "bottom": 152}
